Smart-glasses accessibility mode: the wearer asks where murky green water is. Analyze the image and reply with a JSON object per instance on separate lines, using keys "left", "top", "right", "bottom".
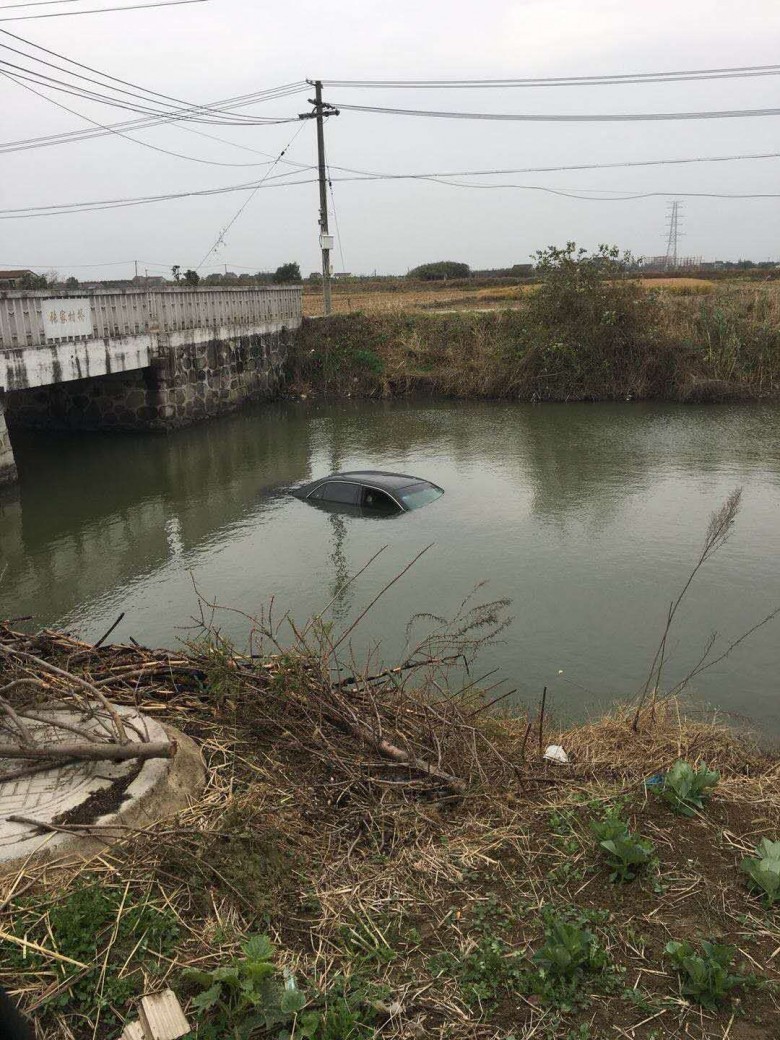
{"left": 2, "top": 400, "right": 779, "bottom": 731}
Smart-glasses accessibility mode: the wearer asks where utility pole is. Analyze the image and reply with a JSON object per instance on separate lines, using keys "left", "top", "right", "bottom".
{"left": 301, "top": 82, "right": 339, "bottom": 315}
{"left": 134, "top": 259, "right": 139, "bottom": 282}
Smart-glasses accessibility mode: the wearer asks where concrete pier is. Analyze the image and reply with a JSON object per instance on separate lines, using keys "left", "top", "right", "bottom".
{"left": 0, "top": 393, "right": 16, "bottom": 487}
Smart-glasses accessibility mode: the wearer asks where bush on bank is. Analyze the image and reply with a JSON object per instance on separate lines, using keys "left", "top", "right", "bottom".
{"left": 289, "top": 244, "right": 780, "bottom": 402}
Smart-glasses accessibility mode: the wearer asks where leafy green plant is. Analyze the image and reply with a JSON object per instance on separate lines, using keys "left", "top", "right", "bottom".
{"left": 186, "top": 935, "right": 318, "bottom": 1040}
{"left": 590, "top": 817, "right": 653, "bottom": 882}
{"left": 665, "top": 940, "right": 744, "bottom": 1008}
{"left": 658, "top": 759, "right": 719, "bottom": 816}
{"left": 533, "top": 920, "right": 606, "bottom": 980}
{"left": 527, "top": 918, "right": 610, "bottom": 1009}
{"left": 741, "top": 838, "right": 780, "bottom": 907}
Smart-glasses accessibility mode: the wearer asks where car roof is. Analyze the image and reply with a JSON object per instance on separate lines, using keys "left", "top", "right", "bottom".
{"left": 314, "top": 470, "right": 430, "bottom": 492}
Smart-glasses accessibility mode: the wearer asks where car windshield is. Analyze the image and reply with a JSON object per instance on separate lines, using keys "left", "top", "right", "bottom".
{"left": 397, "top": 483, "right": 443, "bottom": 510}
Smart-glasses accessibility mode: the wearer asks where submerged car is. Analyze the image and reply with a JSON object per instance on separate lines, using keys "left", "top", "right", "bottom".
{"left": 292, "top": 471, "right": 444, "bottom": 513}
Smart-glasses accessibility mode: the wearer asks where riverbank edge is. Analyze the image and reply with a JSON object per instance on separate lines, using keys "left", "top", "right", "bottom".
{"left": 288, "top": 311, "right": 780, "bottom": 404}
{"left": 2, "top": 622, "right": 780, "bottom": 1039}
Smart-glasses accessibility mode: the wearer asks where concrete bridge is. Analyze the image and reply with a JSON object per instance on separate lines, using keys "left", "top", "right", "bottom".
{"left": 0, "top": 286, "right": 302, "bottom": 486}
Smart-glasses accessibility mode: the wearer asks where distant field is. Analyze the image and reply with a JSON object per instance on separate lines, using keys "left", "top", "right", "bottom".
{"left": 301, "top": 277, "right": 718, "bottom": 317}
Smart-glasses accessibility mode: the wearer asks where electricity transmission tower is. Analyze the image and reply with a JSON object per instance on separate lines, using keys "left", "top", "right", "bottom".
{"left": 664, "top": 201, "right": 682, "bottom": 269}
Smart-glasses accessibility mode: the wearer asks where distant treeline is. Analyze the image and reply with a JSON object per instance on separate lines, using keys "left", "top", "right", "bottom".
{"left": 12, "top": 255, "right": 780, "bottom": 292}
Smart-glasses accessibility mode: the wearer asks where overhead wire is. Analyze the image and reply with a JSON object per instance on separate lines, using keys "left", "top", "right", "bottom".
{"left": 325, "top": 152, "right": 347, "bottom": 275}
{"left": 1, "top": 69, "right": 306, "bottom": 167}
{"left": 0, "top": 29, "right": 305, "bottom": 124}
{"left": 1, "top": 0, "right": 129, "bottom": 8}
{"left": 0, "top": 87, "right": 310, "bottom": 171}
{"left": 4, "top": 166, "right": 780, "bottom": 222}
{"left": 322, "top": 63, "right": 780, "bottom": 88}
{"left": 0, "top": 59, "right": 301, "bottom": 123}
{"left": 0, "top": 0, "right": 209, "bottom": 21}
{"left": 196, "top": 121, "right": 309, "bottom": 270}
{"left": 333, "top": 101, "right": 780, "bottom": 122}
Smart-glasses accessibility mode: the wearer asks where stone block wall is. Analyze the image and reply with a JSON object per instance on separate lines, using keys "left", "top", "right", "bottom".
{"left": 5, "top": 328, "right": 290, "bottom": 435}
{"left": 150, "top": 328, "right": 289, "bottom": 427}
{"left": 0, "top": 393, "right": 17, "bottom": 487}
{"left": 6, "top": 369, "right": 155, "bottom": 430}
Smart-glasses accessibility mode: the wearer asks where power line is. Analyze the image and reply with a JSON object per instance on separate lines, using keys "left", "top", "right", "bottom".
{"left": 1, "top": 0, "right": 122, "bottom": 8}
{"left": 0, "top": 85, "right": 308, "bottom": 161}
{"left": 0, "top": 0, "right": 209, "bottom": 21}
{"left": 322, "top": 63, "right": 780, "bottom": 88}
{"left": 326, "top": 158, "right": 347, "bottom": 275}
{"left": 3, "top": 168, "right": 780, "bottom": 222}
{"left": 196, "top": 122, "right": 308, "bottom": 270}
{"left": 0, "top": 56, "right": 299, "bottom": 123}
{"left": 328, "top": 151, "right": 780, "bottom": 180}
{"left": 0, "top": 29, "right": 302, "bottom": 124}
{"left": 333, "top": 101, "right": 780, "bottom": 122}
{"left": 1, "top": 70, "right": 305, "bottom": 168}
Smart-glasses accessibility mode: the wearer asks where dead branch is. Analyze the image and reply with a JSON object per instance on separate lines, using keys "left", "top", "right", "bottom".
{"left": 0, "top": 740, "right": 174, "bottom": 762}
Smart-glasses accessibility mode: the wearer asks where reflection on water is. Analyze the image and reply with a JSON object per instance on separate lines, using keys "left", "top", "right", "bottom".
{"left": 1, "top": 400, "right": 779, "bottom": 732}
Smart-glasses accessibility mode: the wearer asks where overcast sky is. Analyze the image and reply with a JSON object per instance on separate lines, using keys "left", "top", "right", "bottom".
{"left": 1, "top": 0, "right": 779, "bottom": 279}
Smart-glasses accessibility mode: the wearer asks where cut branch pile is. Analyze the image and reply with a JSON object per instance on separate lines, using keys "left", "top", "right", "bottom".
{"left": 0, "top": 629, "right": 175, "bottom": 783}
{"left": 0, "top": 579, "right": 521, "bottom": 799}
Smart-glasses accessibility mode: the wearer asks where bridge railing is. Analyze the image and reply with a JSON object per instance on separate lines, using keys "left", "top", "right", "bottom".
{"left": 0, "top": 287, "right": 302, "bottom": 348}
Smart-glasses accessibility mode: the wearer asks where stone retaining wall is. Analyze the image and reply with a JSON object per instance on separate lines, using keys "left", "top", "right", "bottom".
{"left": 151, "top": 327, "right": 289, "bottom": 427}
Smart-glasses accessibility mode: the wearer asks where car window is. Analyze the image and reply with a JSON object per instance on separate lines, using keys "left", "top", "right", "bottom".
{"left": 320, "top": 481, "right": 361, "bottom": 505}
{"left": 397, "top": 482, "right": 444, "bottom": 510}
{"left": 362, "top": 487, "right": 397, "bottom": 511}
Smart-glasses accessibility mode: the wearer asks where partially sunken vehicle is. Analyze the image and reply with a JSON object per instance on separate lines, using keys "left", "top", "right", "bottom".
{"left": 292, "top": 471, "right": 444, "bottom": 513}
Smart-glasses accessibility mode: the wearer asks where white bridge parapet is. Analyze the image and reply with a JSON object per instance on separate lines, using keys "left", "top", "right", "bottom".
{"left": 0, "top": 286, "right": 302, "bottom": 391}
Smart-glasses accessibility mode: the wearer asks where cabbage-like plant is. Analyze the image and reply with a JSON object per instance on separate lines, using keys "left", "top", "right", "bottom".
{"left": 741, "top": 838, "right": 780, "bottom": 907}
{"left": 590, "top": 818, "right": 653, "bottom": 882}
{"left": 665, "top": 940, "right": 744, "bottom": 1008}
{"left": 658, "top": 759, "right": 719, "bottom": 816}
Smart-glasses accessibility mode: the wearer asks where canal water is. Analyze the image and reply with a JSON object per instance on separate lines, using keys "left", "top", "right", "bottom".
{"left": 1, "top": 400, "right": 779, "bottom": 732}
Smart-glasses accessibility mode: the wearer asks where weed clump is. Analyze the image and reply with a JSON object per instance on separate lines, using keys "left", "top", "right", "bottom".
{"left": 185, "top": 935, "right": 317, "bottom": 1040}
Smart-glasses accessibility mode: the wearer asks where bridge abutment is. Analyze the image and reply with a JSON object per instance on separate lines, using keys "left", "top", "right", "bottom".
{"left": 0, "top": 392, "right": 17, "bottom": 488}
{"left": 1, "top": 289, "right": 301, "bottom": 481}
{"left": 5, "top": 327, "right": 290, "bottom": 434}
{"left": 149, "top": 327, "right": 289, "bottom": 427}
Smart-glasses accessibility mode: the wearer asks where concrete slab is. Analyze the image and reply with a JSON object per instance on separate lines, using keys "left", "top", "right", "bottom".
{"left": 0, "top": 704, "right": 204, "bottom": 867}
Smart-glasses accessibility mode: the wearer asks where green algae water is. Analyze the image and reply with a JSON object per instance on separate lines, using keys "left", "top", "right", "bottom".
{"left": 2, "top": 400, "right": 779, "bottom": 732}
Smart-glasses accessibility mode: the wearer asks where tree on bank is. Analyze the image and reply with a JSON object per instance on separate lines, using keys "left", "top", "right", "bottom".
{"left": 273, "top": 262, "right": 302, "bottom": 284}
{"left": 407, "top": 261, "right": 470, "bottom": 281}
{"left": 183, "top": 269, "right": 200, "bottom": 286}
{"left": 521, "top": 243, "right": 662, "bottom": 398}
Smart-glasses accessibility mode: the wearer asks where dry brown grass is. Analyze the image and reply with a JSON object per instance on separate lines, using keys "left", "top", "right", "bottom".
{"left": 301, "top": 278, "right": 724, "bottom": 317}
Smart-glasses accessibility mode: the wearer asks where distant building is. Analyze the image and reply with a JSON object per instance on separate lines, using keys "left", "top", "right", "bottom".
{"left": 0, "top": 269, "right": 36, "bottom": 288}
{"left": 333, "top": 272, "right": 352, "bottom": 279}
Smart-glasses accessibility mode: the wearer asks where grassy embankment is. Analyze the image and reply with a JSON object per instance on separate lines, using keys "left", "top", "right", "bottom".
{"left": 293, "top": 256, "right": 780, "bottom": 403}
{"left": 2, "top": 558, "right": 780, "bottom": 1040}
